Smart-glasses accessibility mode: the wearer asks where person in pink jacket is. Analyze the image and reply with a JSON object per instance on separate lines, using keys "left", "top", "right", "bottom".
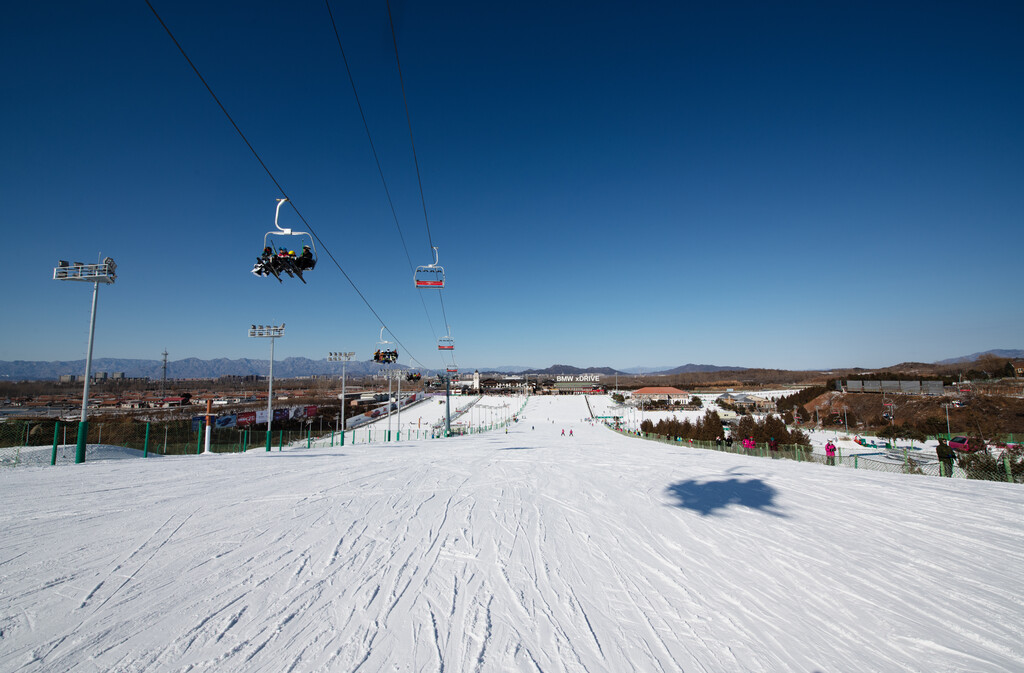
{"left": 825, "top": 440, "right": 837, "bottom": 466}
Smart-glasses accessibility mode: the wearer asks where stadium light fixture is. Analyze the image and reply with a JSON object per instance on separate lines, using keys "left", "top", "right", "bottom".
{"left": 53, "top": 256, "right": 117, "bottom": 464}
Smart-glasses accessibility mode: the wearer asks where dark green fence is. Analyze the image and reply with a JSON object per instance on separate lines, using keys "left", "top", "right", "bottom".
{"left": 0, "top": 418, "right": 328, "bottom": 467}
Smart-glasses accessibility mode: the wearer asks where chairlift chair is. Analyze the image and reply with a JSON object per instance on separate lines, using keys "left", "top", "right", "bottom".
{"left": 414, "top": 246, "right": 445, "bottom": 288}
{"left": 257, "top": 198, "right": 317, "bottom": 281}
{"left": 373, "top": 326, "right": 398, "bottom": 364}
{"left": 438, "top": 335, "right": 454, "bottom": 351}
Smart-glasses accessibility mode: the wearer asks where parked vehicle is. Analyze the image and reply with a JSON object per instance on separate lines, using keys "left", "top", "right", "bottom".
{"left": 949, "top": 436, "right": 985, "bottom": 452}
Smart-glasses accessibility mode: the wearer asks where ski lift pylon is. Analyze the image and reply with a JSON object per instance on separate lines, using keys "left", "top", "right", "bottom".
{"left": 414, "top": 246, "right": 445, "bottom": 288}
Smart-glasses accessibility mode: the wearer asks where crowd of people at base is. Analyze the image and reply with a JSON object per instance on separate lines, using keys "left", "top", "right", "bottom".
{"left": 252, "top": 245, "right": 316, "bottom": 281}
{"left": 373, "top": 349, "right": 399, "bottom": 363}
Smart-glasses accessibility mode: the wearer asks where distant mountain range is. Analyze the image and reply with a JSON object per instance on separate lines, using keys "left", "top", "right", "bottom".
{"left": 0, "top": 357, "right": 394, "bottom": 381}
{"left": 935, "top": 349, "right": 1024, "bottom": 365}
{"left": 0, "top": 351, "right": 1018, "bottom": 381}
{"left": 0, "top": 358, "right": 742, "bottom": 381}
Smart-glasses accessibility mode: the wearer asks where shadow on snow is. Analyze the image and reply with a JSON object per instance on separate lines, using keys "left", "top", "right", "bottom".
{"left": 665, "top": 473, "right": 786, "bottom": 517}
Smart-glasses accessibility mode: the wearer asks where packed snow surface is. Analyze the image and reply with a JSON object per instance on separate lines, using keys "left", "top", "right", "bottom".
{"left": 1, "top": 395, "right": 1022, "bottom": 672}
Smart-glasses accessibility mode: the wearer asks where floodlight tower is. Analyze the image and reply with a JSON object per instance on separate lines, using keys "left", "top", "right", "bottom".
{"left": 383, "top": 368, "right": 408, "bottom": 441}
{"left": 328, "top": 351, "right": 355, "bottom": 442}
{"left": 249, "top": 323, "right": 285, "bottom": 450}
{"left": 53, "top": 257, "right": 117, "bottom": 464}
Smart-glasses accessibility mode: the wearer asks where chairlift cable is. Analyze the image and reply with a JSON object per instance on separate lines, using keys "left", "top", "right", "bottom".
{"left": 386, "top": 0, "right": 436, "bottom": 256}
{"left": 385, "top": 0, "right": 458, "bottom": 373}
{"left": 323, "top": 0, "right": 442, "bottom": 348}
{"left": 145, "top": 0, "right": 431, "bottom": 371}
{"left": 324, "top": 0, "right": 415, "bottom": 274}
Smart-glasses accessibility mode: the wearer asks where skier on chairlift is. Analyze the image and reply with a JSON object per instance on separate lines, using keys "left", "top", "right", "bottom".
{"left": 274, "top": 247, "right": 301, "bottom": 279}
{"left": 253, "top": 246, "right": 283, "bottom": 281}
{"left": 296, "top": 245, "right": 316, "bottom": 271}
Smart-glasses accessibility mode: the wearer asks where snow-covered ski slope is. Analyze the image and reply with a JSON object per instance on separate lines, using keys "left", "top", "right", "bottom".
{"left": 2, "top": 395, "right": 1022, "bottom": 672}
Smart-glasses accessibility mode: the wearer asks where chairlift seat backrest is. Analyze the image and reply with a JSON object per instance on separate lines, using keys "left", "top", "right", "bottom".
{"left": 414, "top": 266, "right": 445, "bottom": 288}
{"left": 414, "top": 246, "right": 445, "bottom": 288}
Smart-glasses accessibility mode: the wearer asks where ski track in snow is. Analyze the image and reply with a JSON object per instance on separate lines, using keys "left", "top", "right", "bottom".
{"left": 1, "top": 395, "right": 1023, "bottom": 672}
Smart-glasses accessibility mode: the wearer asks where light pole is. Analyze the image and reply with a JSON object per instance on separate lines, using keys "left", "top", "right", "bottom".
{"left": 54, "top": 257, "right": 117, "bottom": 464}
{"left": 249, "top": 323, "right": 285, "bottom": 451}
{"left": 397, "top": 370, "right": 402, "bottom": 440}
{"left": 384, "top": 369, "right": 404, "bottom": 441}
{"left": 328, "top": 351, "right": 354, "bottom": 444}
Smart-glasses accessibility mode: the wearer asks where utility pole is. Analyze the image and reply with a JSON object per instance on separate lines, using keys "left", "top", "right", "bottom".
{"left": 161, "top": 349, "right": 168, "bottom": 399}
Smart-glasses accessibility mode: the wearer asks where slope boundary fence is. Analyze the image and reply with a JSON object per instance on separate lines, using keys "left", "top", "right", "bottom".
{"left": 608, "top": 426, "right": 1022, "bottom": 484}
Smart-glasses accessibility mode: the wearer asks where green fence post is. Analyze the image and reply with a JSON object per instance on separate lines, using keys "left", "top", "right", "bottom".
{"left": 196, "top": 430, "right": 202, "bottom": 455}
{"left": 51, "top": 421, "right": 60, "bottom": 466}
{"left": 278, "top": 430, "right": 283, "bottom": 450}
{"left": 838, "top": 448, "right": 843, "bottom": 462}
{"left": 854, "top": 455, "right": 859, "bottom": 469}
{"left": 939, "top": 461, "right": 946, "bottom": 477}
{"left": 143, "top": 422, "right": 150, "bottom": 458}
{"left": 75, "top": 420, "right": 88, "bottom": 464}
{"left": 341, "top": 428, "right": 346, "bottom": 446}
{"left": 1006, "top": 456, "right": 1014, "bottom": 484}
{"left": 307, "top": 426, "right": 311, "bottom": 449}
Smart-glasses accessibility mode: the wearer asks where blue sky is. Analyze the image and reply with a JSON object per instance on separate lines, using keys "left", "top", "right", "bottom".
{"left": 2, "top": 1, "right": 1022, "bottom": 371}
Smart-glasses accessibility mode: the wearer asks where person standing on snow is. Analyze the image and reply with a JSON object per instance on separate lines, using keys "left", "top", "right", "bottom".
{"left": 936, "top": 438, "right": 956, "bottom": 477}
{"left": 825, "top": 440, "right": 837, "bottom": 466}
